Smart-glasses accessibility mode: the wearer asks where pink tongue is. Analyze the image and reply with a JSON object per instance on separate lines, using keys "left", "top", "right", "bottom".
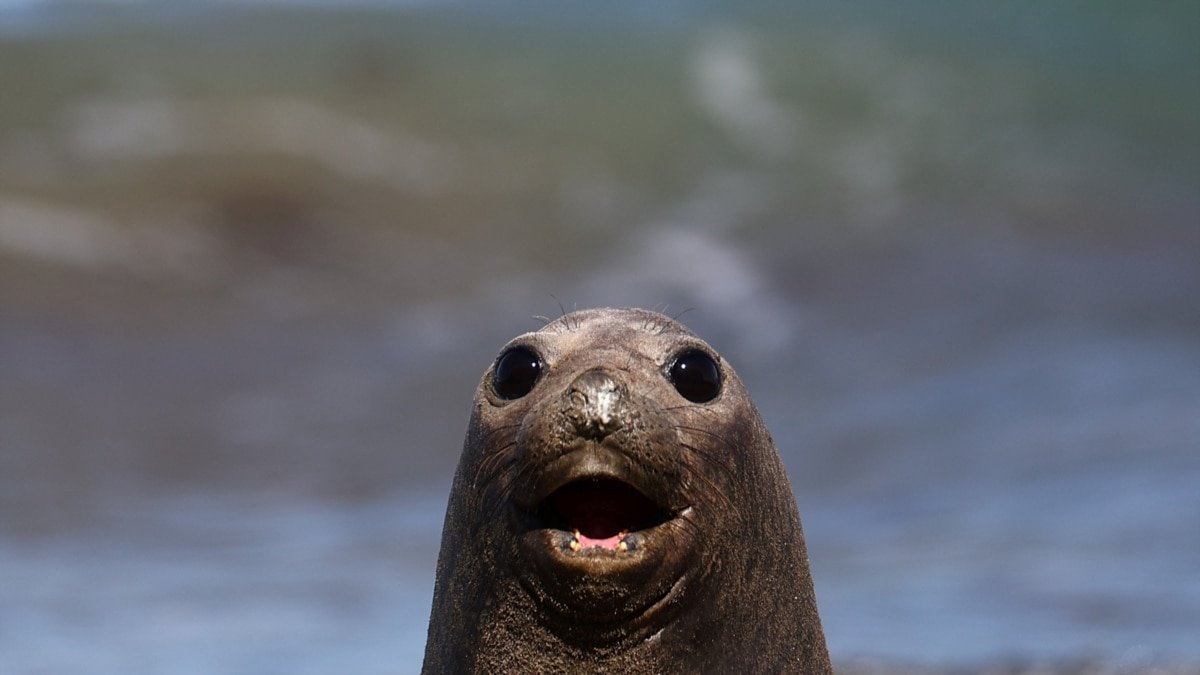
{"left": 572, "top": 503, "right": 626, "bottom": 550}
{"left": 578, "top": 533, "right": 623, "bottom": 550}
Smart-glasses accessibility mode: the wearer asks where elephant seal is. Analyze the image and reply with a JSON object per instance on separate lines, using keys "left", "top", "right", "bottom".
{"left": 422, "top": 308, "right": 831, "bottom": 673}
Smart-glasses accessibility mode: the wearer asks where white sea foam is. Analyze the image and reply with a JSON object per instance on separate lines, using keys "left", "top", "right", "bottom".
{"left": 67, "top": 97, "right": 457, "bottom": 194}
{"left": 691, "top": 27, "right": 798, "bottom": 161}
{"left": 0, "top": 197, "right": 135, "bottom": 269}
{"left": 0, "top": 195, "right": 219, "bottom": 276}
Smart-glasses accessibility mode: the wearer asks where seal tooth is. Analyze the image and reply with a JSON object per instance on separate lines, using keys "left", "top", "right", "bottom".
{"left": 617, "top": 531, "right": 630, "bottom": 552}
{"left": 570, "top": 529, "right": 581, "bottom": 552}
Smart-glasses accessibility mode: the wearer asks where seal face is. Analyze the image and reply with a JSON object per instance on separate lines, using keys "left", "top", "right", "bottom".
{"left": 423, "top": 308, "right": 831, "bottom": 673}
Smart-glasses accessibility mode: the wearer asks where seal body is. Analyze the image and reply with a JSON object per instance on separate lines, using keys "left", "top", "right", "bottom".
{"left": 423, "top": 308, "right": 831, "bottom": 673}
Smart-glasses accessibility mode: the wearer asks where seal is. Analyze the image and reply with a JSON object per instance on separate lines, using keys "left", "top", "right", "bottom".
{"left": 422, "top": 308, "right": 831, "bottom": 673}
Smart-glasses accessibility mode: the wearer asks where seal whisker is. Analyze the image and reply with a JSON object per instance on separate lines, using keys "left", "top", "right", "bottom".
{"left": 669, "top": 509, "right": 705, "bottom": 542}
{"left": 673, "top": 424, "right": 732, "bottom": 446}
{"left": 488, "top": 459, "right": 544, "bottom": 524}
{"left": 500, "top": 456, "right": 540, "bottom": 497}
{"left": 654, "top": 404, "right": 720, "bottom": 417}
{"left": 677, "top": 441, "right": 737, "bottom": 492}
{"left": 473, "top": 446, "right": 518, "bottom": 489}
{"left": 481, "top": 421, "right": 521, "bottom": 435}
{"left": 670, "top": 307, "right": 695, "bottom": 323}
{"left": 675, "top": 437, "right": 735, "bottom": 473}
{"left": 480, "top": 422, "right": 521, "bottom": 439}
{"left": 479, "top": 459, "right": 520, "bottom": 503}
{"left": 472, "top": 431, "right": 520, "bottom": 487}
{"left": 676, "top": 446, "right": 729, "bottom": 509}
{"left": 474, "top": 432, "right": 518, "bottom": 461}
{"left": 475, "top": 436, "right": 516, "bottom": 465}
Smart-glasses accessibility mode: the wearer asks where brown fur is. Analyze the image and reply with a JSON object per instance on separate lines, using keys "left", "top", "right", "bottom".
{"left": 423, "top": 308, "right": 832, "bottom": 673}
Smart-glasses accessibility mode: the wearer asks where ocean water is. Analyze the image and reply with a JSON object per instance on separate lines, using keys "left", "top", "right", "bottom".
{"left": 1, "top": 3, "right": 1198, "bottom": 673}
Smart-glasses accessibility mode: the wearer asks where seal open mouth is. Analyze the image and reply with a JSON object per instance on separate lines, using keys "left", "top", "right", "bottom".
{"left": 539, "top": 478, "right": 673, "bottom": 554}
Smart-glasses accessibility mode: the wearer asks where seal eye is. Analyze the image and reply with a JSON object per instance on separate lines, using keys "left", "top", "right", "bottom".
{"left": 668, "top": 349, "right": 721, "bottom": 403}
{"left": 493, "top": 346, "right": 543, "bottom": 400}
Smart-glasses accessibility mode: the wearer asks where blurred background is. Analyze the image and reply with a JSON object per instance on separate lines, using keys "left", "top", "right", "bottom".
{"left": 1, "top": 1, "right": 1198, "bottom": 673}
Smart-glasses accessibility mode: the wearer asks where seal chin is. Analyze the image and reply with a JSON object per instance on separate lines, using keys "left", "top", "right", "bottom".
{"left": 512, "top": 446, "right": 697, "bottom": 629}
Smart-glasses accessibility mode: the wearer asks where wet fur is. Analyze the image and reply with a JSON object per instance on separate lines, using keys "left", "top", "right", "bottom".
{"left": 423, "top": 308, "right": 831, "bottom": 673}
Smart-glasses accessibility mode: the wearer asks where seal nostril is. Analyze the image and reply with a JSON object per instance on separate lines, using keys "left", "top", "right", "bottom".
{"left": 566, "top": 369, "right": 624, "bottom": 439}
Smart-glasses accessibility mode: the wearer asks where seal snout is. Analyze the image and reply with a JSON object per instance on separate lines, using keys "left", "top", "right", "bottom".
{"left": 565, "top": 368, "right": 626, "bottom": 440}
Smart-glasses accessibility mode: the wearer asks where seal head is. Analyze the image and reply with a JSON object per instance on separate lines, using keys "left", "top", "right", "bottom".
{"left": 423, "top": 308, "right": 831, "bottom": 673}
